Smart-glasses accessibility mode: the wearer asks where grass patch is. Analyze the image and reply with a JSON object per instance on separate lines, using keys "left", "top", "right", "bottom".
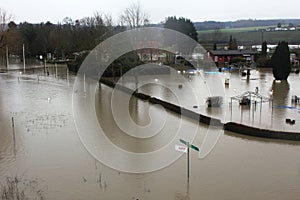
{"left": 1, "top": 176, "right": 45, "bottom": 200}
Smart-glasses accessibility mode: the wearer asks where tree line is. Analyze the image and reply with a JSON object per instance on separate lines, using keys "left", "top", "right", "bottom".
{"left": 0, "top": 13, "right": 122, "bottom": 60}
{"left": 0, "top": 5, "right": 198, "bottom": 64}
{"left": 0, "top": 2, "right": 152, "bottom": 61}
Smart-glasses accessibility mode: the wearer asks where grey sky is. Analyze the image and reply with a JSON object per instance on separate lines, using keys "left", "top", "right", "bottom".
{"left": 2, "top": 0, "right": 300, "bottom": 24}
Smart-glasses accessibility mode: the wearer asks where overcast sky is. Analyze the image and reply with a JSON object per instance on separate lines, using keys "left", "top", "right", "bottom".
{"left": 2, "top": 0, "right": 300, "bottom": 24}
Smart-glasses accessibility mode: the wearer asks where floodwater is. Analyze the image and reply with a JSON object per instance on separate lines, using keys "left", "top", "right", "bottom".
{"left": 0, "top": 63, "right": 300, "bottom": 199}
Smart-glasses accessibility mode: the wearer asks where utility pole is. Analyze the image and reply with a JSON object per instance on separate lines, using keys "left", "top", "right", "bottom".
{"left": 22, "top": 44, "right": 26, "bottom": 73}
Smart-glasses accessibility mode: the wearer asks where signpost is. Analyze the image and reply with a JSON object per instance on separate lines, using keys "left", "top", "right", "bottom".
{"left": 179, "top": 139, "right": 199, "bottom": 181}
{"left": 175, "top": 145, "right": 187, "bottom": 153}
{"left": 179, "top": 139, "right": 199, "bottom": 151}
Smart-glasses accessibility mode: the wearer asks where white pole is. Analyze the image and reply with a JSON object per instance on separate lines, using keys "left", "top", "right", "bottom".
{"left": 12, "top": 117, "right": 16, "bottom": 155}
{"left": 6, "top": 45, "right": 9, "bottom": 70}
{"left": 22, "top": 44, "right": 26, "bottom": 73}
{"left": 187, "top": 142, "right": 190, "bottom": 182}
{"left": 83, "top": 73, "right": 86, "bottom": 93}
{"left": 55, "top": 63, "right": 58, "bottom": 78}
{"left": 66, "top": 67, "right": 69, "bottom": 85}
{"left": 230, "top": 98, "right": 233, "bottom": 121}
{"left": 44, "top": 59, "right": 47, "bottom": 75}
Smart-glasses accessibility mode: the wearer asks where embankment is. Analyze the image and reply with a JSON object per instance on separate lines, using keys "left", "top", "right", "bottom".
{"left": 99, "top": 78, "right": 300, "bottom": 141}
{"left": 224, "top": 122, "right": 300, "bottom": 141}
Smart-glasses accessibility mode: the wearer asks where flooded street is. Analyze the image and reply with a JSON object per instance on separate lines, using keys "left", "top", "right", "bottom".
{"left": 0, "top": 64, "right": 300, "bottom": 199}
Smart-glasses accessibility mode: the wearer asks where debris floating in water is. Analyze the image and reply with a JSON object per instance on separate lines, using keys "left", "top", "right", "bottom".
{"left": 286, "top": 118, "right": 296, "bottom": 125}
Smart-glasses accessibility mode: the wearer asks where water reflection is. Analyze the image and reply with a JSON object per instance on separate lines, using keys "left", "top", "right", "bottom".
{"left": 95, "top": 84, "right": 181, "bottom": 153}
{"left": 1, "top": 66, "right": 300, "bottom": 199}
{"left": 270, "top": 80, "right": 290, "bottom": 127}
{"left": 271, "top": 80, "right": 290, "bottom": 106}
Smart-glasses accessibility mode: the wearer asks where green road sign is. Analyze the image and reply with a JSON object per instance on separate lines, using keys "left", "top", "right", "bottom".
{"left": 179, "top": 139, "right": 199, "bottom": 152}
{"left": 179, "top": 139, "right": 188, "bottom": 146}
{"left": 190, "top": 144, "right": 199, "bottom": 152}
{"left": 179, "top": 138, "right": 200, "bottom": 181}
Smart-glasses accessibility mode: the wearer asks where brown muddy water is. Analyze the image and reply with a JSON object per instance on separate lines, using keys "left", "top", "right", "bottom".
{"left": 0, "top": 64, "right": 300, "bottom": 199}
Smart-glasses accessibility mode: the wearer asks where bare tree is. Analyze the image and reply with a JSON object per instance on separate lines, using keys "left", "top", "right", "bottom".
{"left": 0, "top": 8, "right": 13, "bottom": 49}
{"left": 0, "top": 8, "right": 13, "bottom": 31}
{"left": 104, "top": 14, "right": 113, "bottom": 27}
{"left": 119, "top": 2, "right": 149, "bottom": 29}
{"left": 78, "top": 12, "right": 113, "bottom": 29}
{"left": 94, "top": 11, "right": 113, "bottom": 27}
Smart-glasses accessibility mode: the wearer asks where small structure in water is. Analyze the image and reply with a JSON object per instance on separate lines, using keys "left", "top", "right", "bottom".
{"left": 241, "top": 67, "right": 252, "bottom": 76}
{"left": 225, "top": 78, "right": 230, "bottom": 86}
{"left": 231, "top": 90, "right": 270, "bottom": 106}
{"left": 206, "top": 96, "right": 223, "bottom": 107}
{"left": 291, "top": 95, "right": 299, "bottom": 103}
{"left": 239, "top": 96, "right": 251, "bottom": 105}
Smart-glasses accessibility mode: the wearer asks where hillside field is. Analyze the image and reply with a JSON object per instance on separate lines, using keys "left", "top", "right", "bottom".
{"left": 198, "top": 26, "right": 300, "bottom": 45}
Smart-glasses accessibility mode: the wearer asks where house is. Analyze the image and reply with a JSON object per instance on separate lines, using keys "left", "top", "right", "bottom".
{"left": 209, "top": 50, "right": 256, "bottom": 66}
